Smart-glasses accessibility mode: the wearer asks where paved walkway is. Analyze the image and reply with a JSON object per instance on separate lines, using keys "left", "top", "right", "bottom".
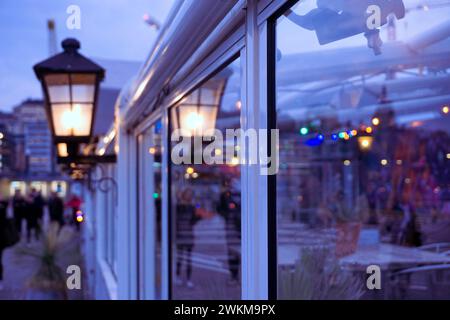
{"left": 0, "top": 224, "right": 85, "bottom": 300}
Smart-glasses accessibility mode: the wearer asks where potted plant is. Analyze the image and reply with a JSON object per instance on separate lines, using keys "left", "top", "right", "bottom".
{"left": 333, "top": 194, "right": 369, "bottom": 257}
{"left": 16, "top": 223, "right": 72, "bottom": 300}
{"left": 278, "top": 247, "right": 364, "bottom": 299}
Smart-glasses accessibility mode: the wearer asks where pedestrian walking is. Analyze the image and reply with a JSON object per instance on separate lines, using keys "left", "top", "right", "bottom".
{"left": 34, "top": 190, "right": 45, "bottom": 228}
{"left": 0, "top": 193, "right": 21, "bottom": 290}
{"left": 25, "top": 189, "right": 42, "bottom": 244}
{"left": 48, "top": 191, "right": 64, "bottom": 227}
{"left": 12, "top": 189, "right": 26, "bottom": 238}
{"left": 0, "top": 195, "right": 11, "bottom": 290}
{"left": 175, "top": 188, "right": 199, "bottom": 289}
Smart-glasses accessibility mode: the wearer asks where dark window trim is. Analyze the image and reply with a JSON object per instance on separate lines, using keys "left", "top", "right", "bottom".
{"left": 136, "top": 134, "right": 141, "bottom": 299}
{"left": 267, "top": 0, "right": 300, "bottom": 300}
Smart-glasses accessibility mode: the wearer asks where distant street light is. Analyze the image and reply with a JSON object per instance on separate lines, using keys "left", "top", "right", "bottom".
{"left": 143, "top": 13, "right": 161, "bottom": 30}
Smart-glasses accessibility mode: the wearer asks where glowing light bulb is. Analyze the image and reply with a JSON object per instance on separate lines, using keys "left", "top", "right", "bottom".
{"left": 381, "top": 159, "right": 388, "bottom": 166}
{"left": 366, "top": 127, "right": 373, "bottom": 134}
{"left": 343, "top": 160, "right": 351, "bottom": 166}
{"left": 230, "top": 157, "right": 239, "bottom": 166}
{"left": 62, "top": 104, "right": 83, "bottom": 134}
{"left": 185, "top": 112, "right": 204, "bottom": 131}
{"left": 443, "top": 106, "right": 449, "bottom": 114}
{"left": 358, "top": 136, "right": 373, "bottom": 150}
{"left": 186, "top": 167, "right": 194, "bottom": 175}
{"left": 372, "top": 117, "right": 380, "bottom": 126}
{"left": 300, "top": 127, "right": 309, "bottom": 135}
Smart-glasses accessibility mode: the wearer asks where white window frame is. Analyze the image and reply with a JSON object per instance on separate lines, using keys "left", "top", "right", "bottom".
{"left": 115, "top": 0, "right": 294, "bottom": 301}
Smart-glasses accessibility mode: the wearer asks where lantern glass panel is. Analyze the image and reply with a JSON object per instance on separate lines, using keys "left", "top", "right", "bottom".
{"left": 178, "top": 105, "right": 203, "bottom": 137}
{"left": 180, "top": 90, "right": 199, "bottom": 105}
{"left": 51, "top": 103, "right": 71, "bottom": 136}
{"left": 51, "top": 103, "right": 93, "bottom": 136}
{"left": 198, "top": 105, "right": 218, "bottom": 134}
{"left": 71, "top": 74, "right": 96, "bottom": 103}
{"left": 45, "top": 74, "right": 70, "bottom": 103}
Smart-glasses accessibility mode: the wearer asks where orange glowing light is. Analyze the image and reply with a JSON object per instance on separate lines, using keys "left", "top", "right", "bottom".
{"left": 186, "top": 167, "right": 194, "bottom": 175}
{"left": 366, "top": 127, "right": 373, "bottom": 134}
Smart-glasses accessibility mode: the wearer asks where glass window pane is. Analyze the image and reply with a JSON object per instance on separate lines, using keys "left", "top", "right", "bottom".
{"left": 51, "top": 103, "right": 72, "bottom": 136}
{"left": 170, "top": 57, "right": 242, "bottom": 299}
{"left": 71, "top": 74, "right": 96, "bottom": 103}
{"left": 51, "top": 103, "right": 92, "bottom": 136}
{"left": 72, "top": 104, "right": 92, "bottom": 136}
{"left": 46, "top": 73, "right": 70, "bottom": 103}
{"left": 71, "top": 84, "right": 95, "bottom": 103}
{"left": 200, "top": 79, "right": 226, "bottom": 106}
{"left": 138, "top": 120, "right": 163, "bottom": 299}
{"left": 275, "top": 0, "right": 450, "bottom": 300}
{"left": 175, "top": 105, "right": 218, "bottom": 137}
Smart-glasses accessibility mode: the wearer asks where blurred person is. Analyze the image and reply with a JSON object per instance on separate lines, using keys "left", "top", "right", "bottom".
{"left": 217, "top": 180, "right": 241, "bottom": 285}
{"left": 175, "top": 188, "right": 199, "bottom": 288}
{"left": 48, "top": 191, "right": 65, "bottom": 227}
{"left": 26, "top": 190, "right": 41, "bottom": 244}
{"left": 66, "top": 194, "right": 82, "bottom": 231}
{"left": 12, "top": 189, "right": 26, "bottom": 238}
{"left": 398, "top": 193, "right": 422, "bottom": 247}
{"left": 0, "top": 195, "right": 9, "bottom": 290}
{"left": 33, "top": 190, "right": 45, "bottom": 226}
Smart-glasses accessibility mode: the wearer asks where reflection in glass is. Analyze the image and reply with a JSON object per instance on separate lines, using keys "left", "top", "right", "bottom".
{"left": 170, "top": 57, "right": 241, "bottom": 299}
{"left": 139, "top": 121, "right": 163, "bottom": 299}
{"left": 276, "top": 0, "right": 450, "bottom": 300}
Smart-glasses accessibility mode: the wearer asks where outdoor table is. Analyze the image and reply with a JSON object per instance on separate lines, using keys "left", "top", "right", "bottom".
{"left": 278, "top": 243, "right": 450, "bottom": 299}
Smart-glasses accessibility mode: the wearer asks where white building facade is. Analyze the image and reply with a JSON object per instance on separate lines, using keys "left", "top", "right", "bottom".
{"left": 81, "top": 0, "right": 450, "bottom": 300}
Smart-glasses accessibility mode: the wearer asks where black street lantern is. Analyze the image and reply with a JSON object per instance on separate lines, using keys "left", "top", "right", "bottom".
{"left": 34, "top": 38, "right": 105, "bottom": 148}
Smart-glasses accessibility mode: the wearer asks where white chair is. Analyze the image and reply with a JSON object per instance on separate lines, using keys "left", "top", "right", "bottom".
{"left": 390, "top": 264, "right": 450, "bottom": 299}
{"left": 442, "top": 250, "right": 450, "bottom": 257}
{"left": 418, "top": 242, "right": 450, "bottom": 253}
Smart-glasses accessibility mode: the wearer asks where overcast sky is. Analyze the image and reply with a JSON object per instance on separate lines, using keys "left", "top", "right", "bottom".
{"left": 0, "top": 0, "right": 173, "bottom": 111}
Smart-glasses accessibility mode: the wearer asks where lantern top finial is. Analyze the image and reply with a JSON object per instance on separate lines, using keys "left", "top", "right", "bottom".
{"left": 62, "top": 38, "right": 80, "bottom": 53}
